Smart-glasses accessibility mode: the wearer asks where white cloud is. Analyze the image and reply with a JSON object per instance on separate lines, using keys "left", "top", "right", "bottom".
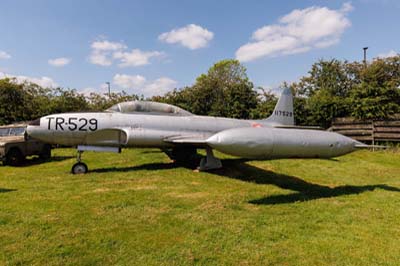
{"left": 89, "top": 51, "right": 113, "bottom": 66}
{"left": 111, "top": 74, "right": 177, "bottom": 97}
{"left": 236, "top": 3, "right": 353, "bottom": 62}
{"left": 48, "top": 57, "right": 71, "bottom": 67}
{"left": 89, "top": 38, "right": 163, "bottom": 67}
{"left": 113, "top": 74, "right": 146, "bottom": 89}
{"left": 158, "top": 24, "right": 214, "bottom": 50}
{"left": 143, "top": 77, "right": 178, "bottom": 96}
{"left": 0, "top": 51, "right": 11, "bottom": 59}
{"left": 377, "top": 50, "right": 398, "bottom": 58}
{"left": 91, "top": 40, "right": 127, "bottom": 51}
{"left": 113, "top": 49, "right": 163, "bottom": 67}
{"left": 89, "top": 40, "right": 126, "bottom": 66}
{"left": 341, "top": 2, "right": 354, "bottom": 12}
{"left": 0, "top": 72, "right": 58, "bottom": 88}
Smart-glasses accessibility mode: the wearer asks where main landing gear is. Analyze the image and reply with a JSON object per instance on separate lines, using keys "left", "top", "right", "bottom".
{"left": 71, "top": 145, "right": 121, "bottom": 174}
{"left": 163, "top": 147, "right": 222, "bottom": 171}
{"left": 198, "top": 147, "right": 222, "bottom": 171}
{"left": 71, "top": 150, "right": 88, "bottom": 174}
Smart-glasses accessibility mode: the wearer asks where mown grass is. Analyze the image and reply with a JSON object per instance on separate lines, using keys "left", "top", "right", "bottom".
{"left": 0, "top": 148, "right": 399, "bottom": 266}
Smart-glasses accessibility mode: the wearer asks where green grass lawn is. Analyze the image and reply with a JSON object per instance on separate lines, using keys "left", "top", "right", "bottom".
{"left": 1, "top": 148, "right": 400, "bottom": 266}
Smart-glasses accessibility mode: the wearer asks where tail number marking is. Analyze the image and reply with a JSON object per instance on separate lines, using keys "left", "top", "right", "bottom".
{"left": 274, "top": 110, "right": 293, "bottom": 117}
{"left": 46, "top": 117, "right": 98, "bottom": 131}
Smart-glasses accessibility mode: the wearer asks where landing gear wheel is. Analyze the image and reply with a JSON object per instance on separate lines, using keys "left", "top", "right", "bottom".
{"left": 71, "top": 162, "right": 88, "bottom": 174}
{"left": 5, "top": 149, "right": 24, "bottom": 166}
{"left": 163, "top": 147, "right": 200, "bottom": 168}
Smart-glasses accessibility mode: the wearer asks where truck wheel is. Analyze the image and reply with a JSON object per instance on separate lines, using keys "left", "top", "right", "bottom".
{"left": 5, "top": 148, "right": 24, "bottom": 166}
{"left": 39, "top": 145, "right": 52, "bottom": 160}
{"left": 71, "top": 162, "right": 88, "bottom": 174}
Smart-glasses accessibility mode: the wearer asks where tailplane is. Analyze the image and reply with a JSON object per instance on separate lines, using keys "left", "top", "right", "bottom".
{"left": 264, "top": 88, "right": 294, "bottom": 126}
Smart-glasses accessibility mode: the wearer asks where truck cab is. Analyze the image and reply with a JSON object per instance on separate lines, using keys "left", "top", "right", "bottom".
{"left": 0, "top": 124, "right": 51, "bottom": 166}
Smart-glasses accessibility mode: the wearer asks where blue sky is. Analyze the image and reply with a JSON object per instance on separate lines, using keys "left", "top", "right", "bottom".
{"left": 0, "top": 0, "right": 399, "bottom": 96}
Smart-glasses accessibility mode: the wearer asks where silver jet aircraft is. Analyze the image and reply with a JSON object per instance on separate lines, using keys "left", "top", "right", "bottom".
{"left": 26, "top": 88, "right": 364, "bottom": 174}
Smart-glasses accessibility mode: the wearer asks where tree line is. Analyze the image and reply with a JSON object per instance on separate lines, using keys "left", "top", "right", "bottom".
{"left": 1, "top": 56, "right": 399, "bottom": 128}
{"left": 0, "top": 79, "right": 139, "bottom": 125}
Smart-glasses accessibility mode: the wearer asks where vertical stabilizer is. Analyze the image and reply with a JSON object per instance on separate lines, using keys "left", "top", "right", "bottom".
{"left": 264, "top": 88, "right": 294, "bottom": 125}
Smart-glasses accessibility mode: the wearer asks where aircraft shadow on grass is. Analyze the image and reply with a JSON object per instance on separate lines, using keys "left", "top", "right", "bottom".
{"left": 1, "top": 156, "right": 72, "bottom": 168}
{"left": 90, "top": 162, "right": 178, "bottom": 173}
{"left": 89, "top": 158, "right": 400, "bottom": 205}
{"left": 213, "top": 159, "right": 400, "bottom": 205}
{"left": 0, "top": 188, "right": 16, "bottom": 193}
{"left": 18, "top": 156, "right": 74, "bottom": 167}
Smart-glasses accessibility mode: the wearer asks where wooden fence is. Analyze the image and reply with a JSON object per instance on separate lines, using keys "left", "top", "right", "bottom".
{"left": 329, "top": 116, "right": 400, "bottom": 144}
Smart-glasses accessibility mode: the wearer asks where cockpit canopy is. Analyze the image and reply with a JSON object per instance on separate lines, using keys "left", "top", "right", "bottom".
{"left": 106, "top": 101, "right": 193, "bottom": 116}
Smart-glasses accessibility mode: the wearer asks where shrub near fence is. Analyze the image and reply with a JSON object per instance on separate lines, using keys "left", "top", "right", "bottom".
{"left": 330, "top": 115, "right": 400, "bottom": 144}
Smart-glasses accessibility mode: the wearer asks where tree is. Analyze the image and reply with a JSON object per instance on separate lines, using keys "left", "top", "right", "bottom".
{"left": 290, "top": 59, "right": 354, "bottom": 127}
{"left": 350, "top": 56, "right": 400, "bottom": 119}
{"left": 291, "top": 56, "right": 400, "bottom": 126}
{"left": 0, "top": 78, "right": 26, "bottom": 124}
{"left": 297, "top": 59, "right": 354, "bottom": 98}
{"left": 250, "top": 87, "right": 277, "bottom": 119}
{"left": 86, "top": 91, "right": 139, "bottom": 111}
{"left": 154, "top": 59, "right": 258, "bottom": 119}
{"left": 192, "top": 59, "right": 257, "bottom": 118}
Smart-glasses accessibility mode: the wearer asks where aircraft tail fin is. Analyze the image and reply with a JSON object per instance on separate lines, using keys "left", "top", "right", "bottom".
{"left": 264, "top": 88, "right": 294, "bottom": 126}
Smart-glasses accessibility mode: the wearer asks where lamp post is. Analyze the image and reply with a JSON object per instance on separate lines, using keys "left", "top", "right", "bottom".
{"left": 106, "top": 82, "right": 111, "bottom": 98}
{"left": 363, "top": 47, "right": 368, "bottom": 66}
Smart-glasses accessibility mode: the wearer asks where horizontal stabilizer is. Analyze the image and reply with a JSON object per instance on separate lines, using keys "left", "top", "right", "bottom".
{"left": 273, "top": 125, "right": 322, "bottom": 130}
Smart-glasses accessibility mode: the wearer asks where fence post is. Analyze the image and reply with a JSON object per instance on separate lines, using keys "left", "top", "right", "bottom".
{"left": 372, "top": 120, "right": 375, "bottom": 151}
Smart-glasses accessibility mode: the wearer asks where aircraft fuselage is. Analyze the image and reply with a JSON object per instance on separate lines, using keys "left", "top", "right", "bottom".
{"left": 26, "top": 92, "right": 362, "bottom": 174}
{"left": 27, "top": 112, "right": 253, "bottom": 147}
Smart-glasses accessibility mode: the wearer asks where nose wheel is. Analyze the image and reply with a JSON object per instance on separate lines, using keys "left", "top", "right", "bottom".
{"left": 71, "top": 150, "right": 88, "bottom": 174}
{"left": 71, "top": 162, "right": 88, "bottom": 174}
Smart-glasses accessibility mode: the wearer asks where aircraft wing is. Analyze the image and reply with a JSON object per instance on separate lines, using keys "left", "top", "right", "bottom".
{"left": 163, "top": 133, "right": 212, "bottom": 146}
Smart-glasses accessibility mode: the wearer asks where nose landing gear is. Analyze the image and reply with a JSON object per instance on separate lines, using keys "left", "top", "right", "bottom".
{"left": 70, "top": 145, "right": 121, "bottom": 174}
{"left": 71, "top": 150, "right": 88, "bottom": 174}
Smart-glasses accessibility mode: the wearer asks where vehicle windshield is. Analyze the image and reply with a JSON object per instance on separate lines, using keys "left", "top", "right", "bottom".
{"left": 0, "top": 127, "right": 25, "bottom": 136}
{"left": 0, "top": 128, "right": 10, "bottom": 136}
{"left": 10, "top": 127, "right": 26, "bottom": 136}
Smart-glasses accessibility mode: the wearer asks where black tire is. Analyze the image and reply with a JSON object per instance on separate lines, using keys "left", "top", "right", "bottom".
{"left": 39, "top": 145, "right": 52, "bottom": 160}
{"left": 71, "top": 162, "right": 88, "bottom": 174}
{"left": 165, "top": 147, "right": 198, "bottom": 162}
{"left": 5, "top": 148, "right": 24, "bottom": 166}
{"left": 163, "top": 147, "right": 200, "bottom": 168}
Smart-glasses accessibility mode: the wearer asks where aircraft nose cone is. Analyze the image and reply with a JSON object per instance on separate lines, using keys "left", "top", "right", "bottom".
{"left": 26, "top": 125, "right": 37, "bottom": 138}
{"left": 26, "top": 124, "right": 47, "bottom": 142}
{"left": 26, "top": 119, "right": 41, "bottom": 138}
